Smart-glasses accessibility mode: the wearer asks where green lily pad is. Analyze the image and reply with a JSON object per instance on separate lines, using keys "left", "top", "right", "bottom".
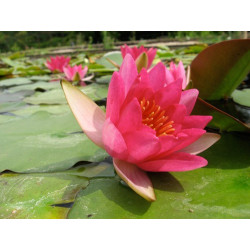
{"left": 30, "top": 75, "right": 52, "bottom": 81}
{"left": 0, "top": 77, "right": 32, "bottom": 87}
{"left": 7, "top": 81, "right": 59, "bottom": 93}
{"left": 12, "top": 104, "right": 71, "bottom": 116}
{"left": 192, "top": 98, "right": 249, "bottom": 132}
{"left": 0, "top": 101, "right": 27, "bottom": 113}
{"left": 191, "top": 39, "right": 250, "bottom": 100}
{"left": 95, "top": 75, "right": 112, "bottom": 84}
{"left": 0, "top": 111, "right": 108, "bottom": 173}
{"left": 0, "top": 172, "right": 89, "bottom": 219}
{"left": 68, "top": 133, "right": 250, "bottom": 219}
{"left": 0, "top": 114, "right": 20, "bottom": 124}
{"left": 0, "top": 90, "right": 34, "bottom": 103}
{"left": 95, "top": 51, "right": 122, "bottom": 69}
{"left": 0, "top": 68, "right": 14, "bottom": 76}
{"left": 16, "top": 66, "right": 50, "bottom": 76}
{"left": 231, "top": 89, "right": 250, "bottom": 107}
{"left": 23, "top": 83, "right": 108, "bottom": 105}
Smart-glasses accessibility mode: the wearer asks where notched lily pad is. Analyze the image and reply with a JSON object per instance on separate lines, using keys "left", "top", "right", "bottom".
{"left": 23, "top": 83, "right": 108, "bottom": 105}
{"left": 0, "top": 172, "right": 89, "bottom": 219}
{"left": 0, "top": 111, "right": 108, "bottom": 173}
{"left": 68, "top": 133, "right": 250, "bottom": 219}
{"left": 0, "top": 77, "right": 32, "bottom": 87}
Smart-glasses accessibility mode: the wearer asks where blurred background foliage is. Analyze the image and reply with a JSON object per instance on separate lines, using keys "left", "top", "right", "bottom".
{"left": 0, "top": 31, "right": 244, "bottom": 52}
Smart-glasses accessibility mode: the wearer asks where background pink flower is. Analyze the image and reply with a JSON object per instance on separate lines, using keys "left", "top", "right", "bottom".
{"left": 45, "top": 56, "right": 70, "bottom": 72}
{"left": 63, "top": 65, "right": 88, "bottom": 85}
{"left": 165, "top": 61, "right": 187, "bottom": 89}
{"left": 121, "top": 44, "right": 157, "bottom": 69}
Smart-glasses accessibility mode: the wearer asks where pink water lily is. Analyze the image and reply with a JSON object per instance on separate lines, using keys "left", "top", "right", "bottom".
{"left": 61, "top": 54, "right": 220, "bottom": 201}
{"left": 121, "top": 44, "right": 157, "bottom": 69}
{"left": 45, "top": 56, "right": 71, "bottom": 73}
{"left": 63, "top": 65, "right": 88, "bottom": 86}
{"left": 166, "top": 61, "right": 188, "bottom": 90}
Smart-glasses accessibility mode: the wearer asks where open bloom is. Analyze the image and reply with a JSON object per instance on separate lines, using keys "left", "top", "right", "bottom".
{"left": 166, "top": 61, "right": 187, "bottom": 90}
{"left": 63, "top": 65, "right": 88, "bottom": 86}
{"left": 61, "top": 54, "right": 220, "bottom": 201}
{"left": 121, "top": 44, "right": 157, "bottom": 69}
{"left": 45, "top": 56, "right": 71, "bottom": 72}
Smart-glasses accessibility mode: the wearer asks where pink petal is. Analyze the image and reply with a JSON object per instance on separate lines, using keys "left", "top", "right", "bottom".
{"left": 117, "top": 98, "right": 142, "bottom": 134}
{"left": 165, "top": 68, "right": 175, "bottom": 86}
{"left": 154, "top": 79, "right": 182, "bottom": 109}
{"left": 120, "top": 54, "right": 138, "bottom": 96}
{"left": 63, "top": 66, "right": 73, "bottom": 80}
{"left": 138, "top": 152, "right": 208, "bottom": 172}
{"left": 182, "top": 115, "right": 212, "bottom": 129}
{"left": 148, "top": 62, "right": 167, "bottom": 91}
{"left": 177, "top": 61, "right": 187, "bottom": 89}
{"left": 147, "top": 48, "right": 157, "bottom": 68}
{"left": 179, "top": 89, "right": 199, "bottom": 115}
{"left": 113, "top": 158, "right": 156, "bottom": 202}
{"left": 106, "top": 72, "right": 125, "bottom": 124}
{"left": 61, "top": 80, "right": 105, "bottom": 148}
{"left": 123, "top": 126, "right": 160, "bottom": 163}
{"left": 166, "top": 104, "right": 187, "bottom": 124}
{"left": 178, "top": 132, "right": 221, "bottom": 155}
{"left": 102, "top": 118, "right": 128, "bottom": 160}
{"left": 157, "top": 128, "right": 206, "bottom": 157}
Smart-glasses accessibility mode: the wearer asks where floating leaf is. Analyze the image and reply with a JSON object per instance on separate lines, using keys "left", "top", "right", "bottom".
{"left": 7, "top": 81, "right": 59, "bottom": 93}
{"left": 192, "top": 98, "right": 249, "bottom": 132}
{"left": 231, "top": 89, "right": 250, "bottom": 107}
{"left": 0, "top": 111, "right": 108, "bottom": 173}
{"left": 0, "top": 172, "right": 89, "bottom": 219}
{"left": 0, "top": 77, "right": 32, "bottom": 87}
{"left": 0, "top": 101, "right": 27, "bottom": 113}
{"left": 23, "top": 83, "right": 108, "bottom": 105}
{"left": 68, "top": 133, "right": 250, "bottom": 219}
{"left": 95, "top": 51, "right": 123, "bottom": 69}
{"left": 191, "top": 39, "right": 250, "bottom": 100}
{"left": 0, "top": 68, "right": 14, "bottom": 76}
{"left": 0, "top": 90, "right": 34, "bottom": 103}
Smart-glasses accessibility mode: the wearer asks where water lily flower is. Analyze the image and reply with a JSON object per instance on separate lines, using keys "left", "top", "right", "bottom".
{"left": 121, "top": 44, "right": 157, "bottom": 70}
{"left": 63, "top": 65, "right": 88, "bottom": 86}
{"left": 45, "top": 56, "right": 71, "bottom": 73}
{"left": 61, "top": 54, "right": 220, "bottom": 201}
{"left": 166, "top": 61, "right": 187, "bottom": 90}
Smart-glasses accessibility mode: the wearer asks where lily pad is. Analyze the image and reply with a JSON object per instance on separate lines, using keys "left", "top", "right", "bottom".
{"left": 0, "top": 77, "right": 32, "bottom": 87}
{"left": 95, "top": 51, "right": 123, "bottom": 69}
{"left": 12, "top": 104, "right": 71, "bottom": 116}
{"left": 0, "top": 172, "right": 89, "bottom": 219}
{"left": 191, "top": 39, "right": 250, "bottom": 100}
{"left": 68, "top": 133, "right": 250, "bottom": 219}
{"left": 192, "top": 98, "right": 250, "bottom": 132}
{"left": 30, "top": 75, "right": 52, "bottom": 81}
{"left": 23, "top": 83, "right": 108, "bottom": 105}
{"left": 0, "top": 101, "right": 27, "bottom": 113}
{"left": 231, "top": 89, "right": 250, "bottom": 107}
{"left": 7, "top": 81, "right": 59, "bottom": 93}
{"left": 0, "top": 68, "right": 14, "bottom": 76}
{"left": 0, "top": 90, "right": 34, "bottom": 103}
{"left": 0, "top": 111, "right": 108, "bottom": 173}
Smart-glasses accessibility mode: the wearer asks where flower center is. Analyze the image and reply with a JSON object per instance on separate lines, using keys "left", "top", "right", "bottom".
{"left": 140, "top": 97, "right": 175, "bottom": 137}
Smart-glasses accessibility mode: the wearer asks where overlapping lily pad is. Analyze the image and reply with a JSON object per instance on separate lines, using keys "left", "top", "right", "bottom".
{"left": 0, "top": 172, "right": 89, "bottom": 219}
{"left": 0, "top": 111, "right": 108, "bottom": 173}
{"left": 231, "top": 89, "right": 250, "bottom": 107}
{"left": 68, "top": 133, "right": 250, "bottom": 219}
{"left": 0, "top": 77, "right": 32, "bottom": 87}
{"left": 23, "top": 83, "right": 108, "bottom": 105}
